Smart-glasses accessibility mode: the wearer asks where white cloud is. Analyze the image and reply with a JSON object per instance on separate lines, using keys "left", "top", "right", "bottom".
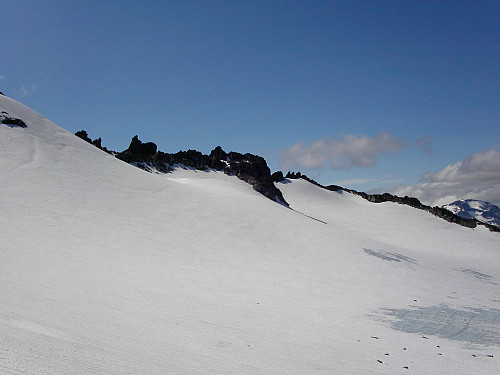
{"left": 0, "top": 75, "right": 5, "bottom": 81}
{"left": 393, "top": 145, "right": 500, "bottom": 207}
{"left": 281, "top": 132, "right": 407, "bottom": 170}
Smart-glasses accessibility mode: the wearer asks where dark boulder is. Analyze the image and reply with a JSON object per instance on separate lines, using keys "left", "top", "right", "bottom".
{"left": 226, "top": 153, "right": 288, "bottom": 205}
{"left": 151, "top": 151, "right": 173, "bottom": 173}
{"left": 118, "top": 135, "right": 157, "bottom": 163}
{"left": 128, "top": 135, "right": 157, "bottom": 156}
{"left": 1, "top": 115, "right": 27, "bottom": 128}
{"left": 207, "top": 146, "right": 227, "bottom": 169}
{"left": 325, "top": 184, "right": 343, "bottom": 192}
{"left": 75, "top": 130, "right": 92, "bottom": 143}
{"left": 272, "top": 171, "right": 284, "bottom": 183}
{"left": 92, "top": 137, "right": 102, "bottom": 148}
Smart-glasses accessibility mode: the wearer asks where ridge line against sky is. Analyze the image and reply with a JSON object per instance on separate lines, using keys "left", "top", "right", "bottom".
{"left": 1, "top": 0, "right": 499, "bottom": 205}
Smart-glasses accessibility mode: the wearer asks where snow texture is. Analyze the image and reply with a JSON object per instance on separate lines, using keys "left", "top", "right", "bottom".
{"left": 1, "top": 95, "right": 499, "bottom": 374}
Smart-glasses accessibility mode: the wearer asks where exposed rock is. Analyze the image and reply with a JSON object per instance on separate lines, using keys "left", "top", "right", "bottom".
{"left": 75, "top": 130, "right": 111, "bottom": 153}
{"left": 114, "top": 135, "right": 288, "bottom": 206}
{"left": 225, "top": 152, "right": 287, "bottom": 205}
{"left": 75, "top": 130, "right": 93, "bottom": 143}
{"left": 272, "top": 171, "right": 284, "bottom": 183}
{"left": 428, "top": 206, "right": 477, "bottom": 228}
{"left": 117, "top": 135, "right": 157, "bottom": 162}
{"left": 207, "top": 146, "right": 227, "bottom": 170}
{"left": 1, "top": 114, "right": 27, "bottom": 128}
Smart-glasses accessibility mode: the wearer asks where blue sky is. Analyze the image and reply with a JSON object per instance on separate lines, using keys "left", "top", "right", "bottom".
{"left": 2, "top": 1, "right": 499, "bottom": 205}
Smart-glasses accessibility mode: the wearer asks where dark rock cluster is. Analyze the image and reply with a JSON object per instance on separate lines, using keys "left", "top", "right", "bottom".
{"left": 110, "top": 135, "right": 288, "bottom": 205}
{"left": 118, "top": 135, "right": 157, "bottom": 162}
{"left": 224, "top": 151, "right": 287, "bottom": 204}
{"left": 75, "top": 130, "right": 111, "bottom": 153}
{"left": 1, "top": 111, "right": 27, "bottom": 128}
{"left": 285, "top": 171, "right": 342, "bottom": 191}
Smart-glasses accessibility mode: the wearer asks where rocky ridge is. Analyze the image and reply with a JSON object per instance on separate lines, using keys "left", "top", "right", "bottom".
{"left": 284, "top": 172, "right": 500, "bottom": 232}
{"left": 75, "top": 130, "right": 498, "bottom": 232}
{"left": 77, "top": 132, "right": 287, "bottom": 206}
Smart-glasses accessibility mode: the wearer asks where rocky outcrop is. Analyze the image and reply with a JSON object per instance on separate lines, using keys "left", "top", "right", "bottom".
{"left": 285, "top": 171, "right": 342, "bottom": 191}
{"left": 117, "top": 135, "right": 157, "bottom": 163}
{"left": 75, "top": 130, "right": 111, "bottom": 153}
{"left": 1, "top": 112, "right": 27, "bottom": 128}
{"left": 224, "top": 152, "right": 287, "bottom": 204}
{"left": 79, "top": 131, "right": 288, "bottom": 206}
{"left": 146, "top": 143, "right": 287, "bottom": 205}
{"left": 149, "top": 148, "right": 220, "bottom": 172}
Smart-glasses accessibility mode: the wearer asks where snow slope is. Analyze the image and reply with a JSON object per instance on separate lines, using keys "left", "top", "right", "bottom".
{"left": 1, "top": 95, "right": 499, "bottom": 374}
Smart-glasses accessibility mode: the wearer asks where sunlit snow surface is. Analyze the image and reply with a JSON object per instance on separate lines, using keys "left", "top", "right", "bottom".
{"left": 1, "top": 95, "right": 499, "bottom": 374}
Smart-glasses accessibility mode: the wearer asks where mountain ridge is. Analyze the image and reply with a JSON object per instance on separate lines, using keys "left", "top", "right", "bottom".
{"left": 284, "top": 172, "right": 500, "bottom": 232}
{"left": 75, "top": 129, "right": 500, "bottom": 232}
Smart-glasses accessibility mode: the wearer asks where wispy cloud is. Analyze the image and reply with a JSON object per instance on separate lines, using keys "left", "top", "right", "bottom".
{"left": 333, "top": 177, "right": 405, "bottom": 188}
{"left": 393, "top": 145, "right": 500, "bottom": 207}
{"left": 416, "top": 135, "right": 433, "bottom": 154}
{"left": 332, "top": 178, "right": 379, "bottom": 186}
{"left": 0, "top": 75, "right": 5, "bottom": 81}
{"left": 281, "top": 132, "right": 407, "bottom": 170}
{"left": 20, "top": 84, "right": 38, "bottom": 97}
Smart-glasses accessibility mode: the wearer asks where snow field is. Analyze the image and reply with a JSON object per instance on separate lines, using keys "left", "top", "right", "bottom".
{"left": 1, "top": 95, "right": 499, "bottom": 374}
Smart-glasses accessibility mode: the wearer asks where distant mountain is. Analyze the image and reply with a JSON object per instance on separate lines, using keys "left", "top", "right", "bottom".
{"left": 443, "top": 199, "right": 500, "bottom": 228}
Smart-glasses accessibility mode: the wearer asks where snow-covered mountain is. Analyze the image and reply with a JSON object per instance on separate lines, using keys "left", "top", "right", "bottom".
{"left": 443, "top": 199, "right": 500, "bottom": 229}
{"left": 1, "top": 94, "right": 499, "bottom": 374}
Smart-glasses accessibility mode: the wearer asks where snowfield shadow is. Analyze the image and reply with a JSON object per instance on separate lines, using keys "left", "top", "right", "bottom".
{"left": 458, "top": 268, "right": 498, "bottom": 285}
{"left": 377, "top": 304, "right": 500, "bottom": 346}
{"left": 363, "top": 248, "right": 418, "bottom": 265}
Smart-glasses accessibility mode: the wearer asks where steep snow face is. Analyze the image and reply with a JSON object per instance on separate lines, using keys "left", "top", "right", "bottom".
{"left": 1, "top": 94, "right": 499, "bottom": 375}
{"left": 443, "top": 199, "right": 500, "bottom": 228}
